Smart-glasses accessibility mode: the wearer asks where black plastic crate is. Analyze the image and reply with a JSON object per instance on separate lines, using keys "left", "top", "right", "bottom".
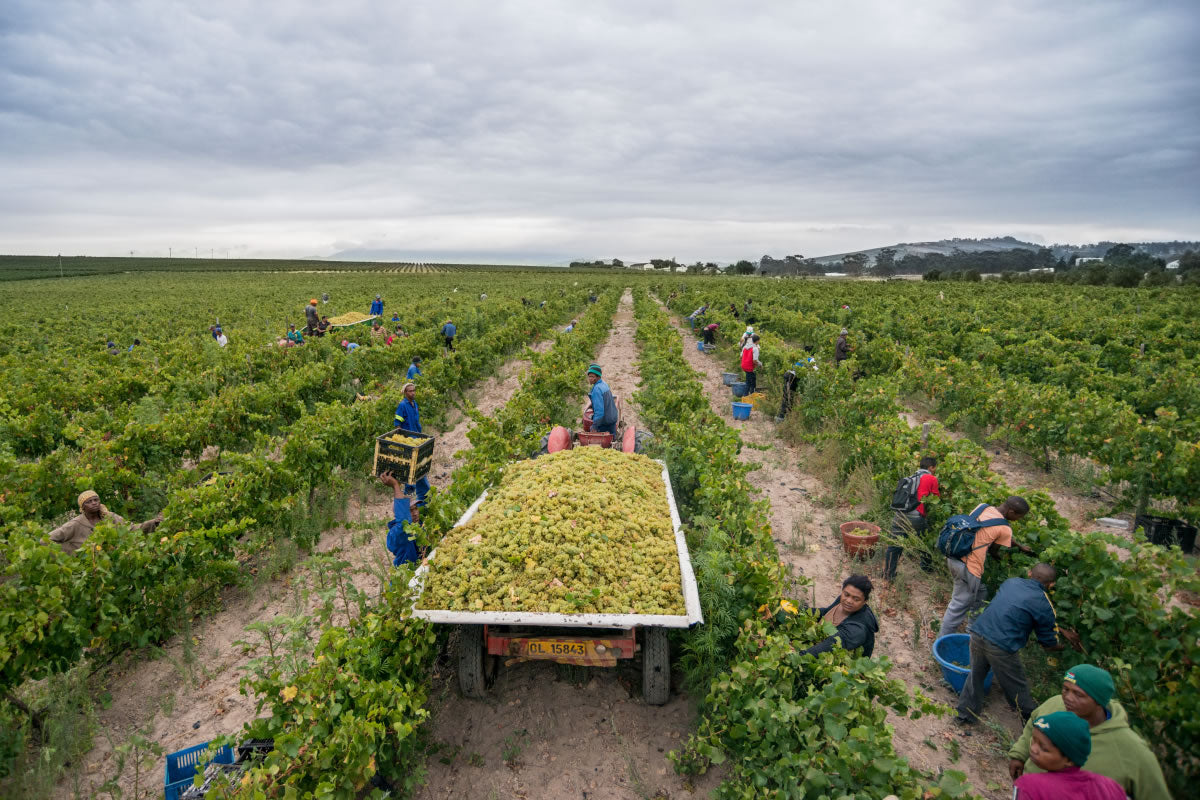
{"left": 236, "top": 738, "right": 274, "bottom": 763}
{"left": 1136, "top": 514, "right": 1196, "bottom": 553}
{"left": 372, "top": 428, "right": 435, "bottom": 482}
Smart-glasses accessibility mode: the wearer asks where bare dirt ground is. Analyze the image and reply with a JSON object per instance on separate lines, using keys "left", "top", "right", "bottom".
{"left": 415, "top": 290, "right": 722, "bottom": 800}
{"left": 662, "top": 303, "right": 1017, "bottom": 800}
{"left": 53, "top": 337, "right": 556, "bottom": 800}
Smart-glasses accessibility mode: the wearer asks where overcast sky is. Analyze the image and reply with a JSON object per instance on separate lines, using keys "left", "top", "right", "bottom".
{"left": 1, "top": 1, "right": 1197, "bottom": 264}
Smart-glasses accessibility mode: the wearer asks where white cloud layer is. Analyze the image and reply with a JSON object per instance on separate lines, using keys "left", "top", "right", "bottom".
{"left": 1, "top": 0, "right": 1197, "bottom": 262}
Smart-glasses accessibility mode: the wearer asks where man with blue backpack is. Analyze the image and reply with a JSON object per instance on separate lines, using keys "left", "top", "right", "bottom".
{"left": 938, "top": 496, "right": 1034, "bottom": 635}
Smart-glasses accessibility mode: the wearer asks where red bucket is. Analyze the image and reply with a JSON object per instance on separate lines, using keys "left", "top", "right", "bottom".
{"left": 839, "top": 521, "right": 880, "bottom": 559}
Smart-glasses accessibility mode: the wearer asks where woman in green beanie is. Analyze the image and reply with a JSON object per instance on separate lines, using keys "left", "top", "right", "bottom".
{"left": 1009, "top": 664, "right": 1171, "bottom": 799}
{"left": 1014, "top": 711, "right": 1125, "bottom": 799}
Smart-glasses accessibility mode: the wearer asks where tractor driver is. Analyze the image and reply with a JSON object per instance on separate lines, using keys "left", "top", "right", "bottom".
{"left": 586, "top": 364, "right": 619, "bottom": 437}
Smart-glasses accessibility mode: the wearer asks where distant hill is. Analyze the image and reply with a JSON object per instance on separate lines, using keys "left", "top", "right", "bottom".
{"left": 809, "top": 237, "right": 1200, "bottom": 266}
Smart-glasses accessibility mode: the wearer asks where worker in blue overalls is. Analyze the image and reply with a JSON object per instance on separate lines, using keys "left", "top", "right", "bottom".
{"left": 393, "top": 382, "right": 430, "bottom": 507}
{"left": 370, "top": 294, "right": 384, "bottom": 315}
{"left": 378, "top": 471, "right": 418, "bottom": 566}
{"left": 586, "top": 364, "right": 619, "bottom": 436}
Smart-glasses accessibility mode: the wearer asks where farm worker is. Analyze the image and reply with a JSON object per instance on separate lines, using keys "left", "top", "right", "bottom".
{"left": 729, "top": 303, "right": 739, "bottom": 320}
{"left": 127, "top": 339, "right": 141, "bottom": 352}
{"left": 586, "top": 364, "right": 618, "bottom": 436}
{"left": 286, "top": 324, "right": 304, "bottom": 345}
{"left": 47, "top": 490, "right": 163, "bottom": 555}
{"left": 370, "top": 294, "right": 384, "bottom": 315}
{"left": 304, "top": 299, "right": 319, "bottom": 334}
{"left": 316, "top": 316, "right": 330, "bottom": 337}
{"left": 407, "top": 356, "right": 422, "bottom": 380}
{"left": 342, "top": 340, "right": 359, "bottom": 352}
{"left": 1008, "top": 664, "right": 1171, "bottom": 799}
{"left": 378, "top": 472, "right": 419, "bottom": 567}
{"left": 940, "top": 495, "right": 1034, "bottom": 634}
{"left": 393, "top": 383, "right": 430, "bottom": 507}
{"left": 1011, "top": 712, "right": 1125, "bottom": 800}
{"left": 740, "top": 334, "right": 761, "bottom": 395}
{"left": 834, "top": 329, "right": 851, "bottom": 366}
{"left": 738, "top": 326, "right": 754, "bottom": 350}
{"left": 956, "top": 564, "right": 1072, "bottom": 726}
{"left": 702, "top": 322, "right": 719, "bottom": 345}
{"left": 802, "top": 575, "right": 878, "bottom": 657}
{"left": 215, "top": 327, "right": 228, "bottom": 347}
{"left": 744, "top": 299, "right": 752, "bottom": 315}
{"left": 480, "top": 293, "right": 487, "bottom": 300}
{"left": 884, "top": 456, "right": 940, "bottom": 580}
{"left": 564, "top": 319, "right": 576, "bottom": 333}
{"left": 391, "top": 312, "right": 400, "bottom": 322}
{"left": 106, "top": 340, "right": 120, "bottom": 356}
{"left": 441, "top": 319, "right": 456, "bottom": 352}
{"left": 370, "top": 319, "right": 385, "bottom": 339}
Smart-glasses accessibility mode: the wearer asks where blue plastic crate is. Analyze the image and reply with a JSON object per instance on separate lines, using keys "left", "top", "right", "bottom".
{"left": 165, "top": 742, "right": 234, "bottom": 800}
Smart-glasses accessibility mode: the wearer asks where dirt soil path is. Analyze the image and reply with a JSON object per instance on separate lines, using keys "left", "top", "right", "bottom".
{"left": 414, "top": 290, "right": 721, "bottom": 800}
{"left": 55, "top": 338, "right": 556, "bottom": 800}
{"left": 660, "top": 302, "right": 1015, "bottom": 800}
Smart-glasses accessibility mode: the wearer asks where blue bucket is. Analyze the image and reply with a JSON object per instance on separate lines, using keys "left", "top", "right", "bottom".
{"left": 932, "top": 634, "right": 993, "bottom": 694}
{"left": 732, "top": 402, "right": 752, "bottom": 420}
{"left": 731, "top": 381, "right": 747, "bottom": 398}
{"left": 696, "top": 340, "right": 705, "bottom": 352}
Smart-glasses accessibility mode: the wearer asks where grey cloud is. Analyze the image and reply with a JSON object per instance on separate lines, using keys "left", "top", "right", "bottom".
{"left": 0, "top": 0, "right": 1197, "bottom": 260}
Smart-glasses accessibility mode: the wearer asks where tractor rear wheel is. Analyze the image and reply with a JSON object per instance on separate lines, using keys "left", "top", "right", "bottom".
{"left": 457, "top": 625, "right": 497, "bottom": 699}
{"left": 642, "top": 626, "right": 670, "bottom": 705}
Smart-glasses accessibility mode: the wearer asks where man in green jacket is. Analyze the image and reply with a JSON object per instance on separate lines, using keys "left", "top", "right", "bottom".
{"left": 1007, "top": 663, "right": 1171, "bottom": 799}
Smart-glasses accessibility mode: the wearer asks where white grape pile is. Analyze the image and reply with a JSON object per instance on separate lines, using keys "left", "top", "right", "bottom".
{"left": 418, "top": 447, "right": 685, "bottom": 615}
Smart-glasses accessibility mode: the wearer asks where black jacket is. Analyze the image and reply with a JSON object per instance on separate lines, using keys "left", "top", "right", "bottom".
{"left": 804, "top": 599, "right": 879, "bottom": 657}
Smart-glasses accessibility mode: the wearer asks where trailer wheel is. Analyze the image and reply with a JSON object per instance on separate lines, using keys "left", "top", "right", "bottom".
{"left": 642, "top": 627, "right": 670, "bottom": 705}
{"left": 633, "top": 430, "right": 655, "bottom": 454}
{"left": 457, "top": 625, "right": 495, "bottom": 699}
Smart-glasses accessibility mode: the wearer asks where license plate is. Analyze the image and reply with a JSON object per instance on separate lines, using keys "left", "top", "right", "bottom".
{"left": 525, "top": 640, "right": 586, "bottom": 657}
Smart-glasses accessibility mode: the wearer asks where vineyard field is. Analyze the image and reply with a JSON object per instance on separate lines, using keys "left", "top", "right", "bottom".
{"left": 0, "top": 269, "right": 1196, "bottom": 799}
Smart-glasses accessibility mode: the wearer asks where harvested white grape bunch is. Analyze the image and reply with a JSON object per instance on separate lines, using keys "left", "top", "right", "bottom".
{"left": 418, "top": 447, "right": 684, "bottom": 615}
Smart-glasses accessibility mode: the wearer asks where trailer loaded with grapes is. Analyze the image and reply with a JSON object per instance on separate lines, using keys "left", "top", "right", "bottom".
{"left": 409, "top": 447, "right": 703, "bottom": 705}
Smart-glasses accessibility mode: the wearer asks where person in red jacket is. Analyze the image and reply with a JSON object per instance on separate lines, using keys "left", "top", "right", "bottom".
{"left": 884, "top": 456, "right": 940, "bottom": 580}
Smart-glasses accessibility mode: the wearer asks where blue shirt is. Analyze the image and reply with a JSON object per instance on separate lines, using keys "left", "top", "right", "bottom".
{"left": 386, "top": 497, "right": 418, "bottom": 566}
{"left": 370, "top": 299, "right": 383, "bottom": 315}
{"left": 394, "top": 397, "right": 421, "bottom": 432}
{"left": 970, "top": 577, "right": 1060, "bottom": 653}
{"left": 589, "top": 379, "right": 617, "bottom": 426}
{"left": 441, "top": 322, "right": 456, "bottom": 338}
{"left": 407, "top": 363, "right": 422, "bottom": 379}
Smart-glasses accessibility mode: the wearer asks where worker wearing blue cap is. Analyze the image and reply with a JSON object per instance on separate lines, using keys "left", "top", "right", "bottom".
{"left": 586, "top": 364, "right": 618, "bottom": 436}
